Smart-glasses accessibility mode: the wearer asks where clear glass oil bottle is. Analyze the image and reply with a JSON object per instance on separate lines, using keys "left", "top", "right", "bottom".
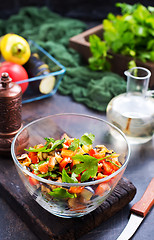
{"left": 106, "top": 67, "right": 154, "bottom": 144}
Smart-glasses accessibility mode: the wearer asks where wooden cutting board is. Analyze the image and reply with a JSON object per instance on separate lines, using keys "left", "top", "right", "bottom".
{"left": 0, "top": 114, "right": 136, "bottom": 240}
{"left": 0, "top": 154, "right": 136, "bottom": 240}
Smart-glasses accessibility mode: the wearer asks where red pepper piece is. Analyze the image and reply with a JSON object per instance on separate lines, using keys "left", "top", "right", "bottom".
{"left": 28, "top": 152, "right": 39, "bottom": 164}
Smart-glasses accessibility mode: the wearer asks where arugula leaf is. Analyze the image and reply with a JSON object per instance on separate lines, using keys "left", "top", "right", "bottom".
{"left": 72, "top": 154, "right": 99, "bottom": 182}
{"left": 62, "top": 168, "right": 78, "bottom": 183}
{"left": 25, "top": 138, "right": 65, "bottom": 153}
{"left": 68, "top": 138, "right": 80, "bottom": 151}
{"left": 80, "top": 133, "right": 95, "bottom": 146}
{"left": 49, "top": 188, "right": 75, "bottom": 199}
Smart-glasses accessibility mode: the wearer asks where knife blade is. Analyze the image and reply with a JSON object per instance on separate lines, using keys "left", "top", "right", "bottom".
{"left": 117, "top": 178, "right": 154, "bottom": 240}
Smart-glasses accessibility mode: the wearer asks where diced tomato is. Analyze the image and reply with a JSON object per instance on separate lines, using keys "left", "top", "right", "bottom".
{"left": 28, "top": 152, "right": 39, "bottom": 164}
{"left": 94, "top": 152, "right": 106, "bottom": 159}
{"left": 59, "top": 157, "right": 72, "bottom": 172}
{"left": 29, "top": 176, "right": 39, "bottom": 186}
{"left": 68, "top": 186, "right": 84, "bottom": 194}
{"left": 102, "top": 161, "right": 114, "bottom": 175}
{"left": 38, "top": 162, "right": 49, "bottom": 174}
{"left": 88, "top": 149, "right": 97, "bottom": 157}
{"left": 48, "top": 156, "right": 56, "bottom": 169}
{"left": 64, "top": 139, "right": 73, "bottom": 146}
{"left": 88, "top": 149, "right": 105, "bottom": 159}
{"left": 61, "top": 149, "right": 75, "bottom": 158}
{"left": 95, "top": 183, "right": 109, "bottom": 196}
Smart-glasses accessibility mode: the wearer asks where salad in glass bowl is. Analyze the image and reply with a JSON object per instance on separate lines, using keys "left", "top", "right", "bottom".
{"left": 11, "top": 113, "right": 130, "bottom": 218}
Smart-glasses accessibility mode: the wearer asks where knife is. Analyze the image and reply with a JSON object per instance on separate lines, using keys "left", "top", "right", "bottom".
{"left": 117, "top": 178, "right": 154, "bottom": 240}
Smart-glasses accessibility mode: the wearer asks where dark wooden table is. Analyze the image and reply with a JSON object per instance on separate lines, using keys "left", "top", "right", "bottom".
{"left": 0, "top": 92, "right": 154, "bottom": 240}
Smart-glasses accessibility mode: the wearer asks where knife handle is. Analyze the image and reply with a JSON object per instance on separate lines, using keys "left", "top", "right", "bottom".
{"left": 131, "top": 178, "right": 154, "bottom": 217}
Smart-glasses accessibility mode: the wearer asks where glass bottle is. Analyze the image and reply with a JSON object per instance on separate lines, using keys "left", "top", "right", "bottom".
{"left": 106, "top": 67, "right": 154, "bottom": 144}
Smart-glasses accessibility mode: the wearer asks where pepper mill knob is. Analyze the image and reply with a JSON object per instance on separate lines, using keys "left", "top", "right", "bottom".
{"left": 0, "top": 72, "right": 12, "bottom": 88}
{"left": 0, "top": 72, "right": 23, "bottom": 153}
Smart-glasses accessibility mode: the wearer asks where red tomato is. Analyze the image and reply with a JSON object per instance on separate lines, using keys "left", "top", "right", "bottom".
{"left": 88, "top": 149, "right": 97, "bottom": 157}
{"left": 95, "top": 183, "right": 109, "bottom": 196}
{"left": 59, "top": 157, "right": 72, "bottom": 172}
{"left": 68, "top": 186, "right": 84, "bottom": 194}
{"left": 0, "top": 61, "right": 28, "bottom": 93}
{"left": 28, "top": 152, "right": 39, "bottom": 164}
{"left": 38, "top": 162, "right": 49, "bottom": 174}
{"left": 29, "top": 176, "right": 39, "bottom": 186}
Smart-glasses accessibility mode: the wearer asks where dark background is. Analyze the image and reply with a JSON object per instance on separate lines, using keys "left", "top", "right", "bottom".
{"left": 0, "top": 0, "right": 152, "bottom": 23}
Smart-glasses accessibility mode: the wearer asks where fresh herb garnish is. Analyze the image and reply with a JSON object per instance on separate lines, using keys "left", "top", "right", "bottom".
{"left": 68, "top": 138, "right": 80, "bottom": 151}
{"left": 71, "top": 153, "right": 117, "bottom": 182}
{"left": 80, "top": 133, "right": 95, "bottom": 146}
{"left": 68, "top": 133, "right": 95, "bottom": 151}
{"left": 49, "top": 188, "right": 75, "bottom": 199}
{"left": 62, "top": 168, "right": 78, "bottom": 183}
{"left": 72, "top": 154, "right": 99, "bottom": 182}
{"left": 25, "top": 138, "right": 65, "bottom": 153}
{"left": 37, "top": 172, "right": 58, "bottom": 178}
{"left": 44, "top": 137, "right": 55, "bottom": 147}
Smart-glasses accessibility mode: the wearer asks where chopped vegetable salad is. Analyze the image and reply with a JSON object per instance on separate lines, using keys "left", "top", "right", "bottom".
{"left": 17, "top": 133, "right": 121, "bottom": 210}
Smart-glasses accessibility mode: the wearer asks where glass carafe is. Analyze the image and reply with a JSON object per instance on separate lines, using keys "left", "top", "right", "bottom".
{"left": 106, "top": 67, "right": 154, "bottom": 144}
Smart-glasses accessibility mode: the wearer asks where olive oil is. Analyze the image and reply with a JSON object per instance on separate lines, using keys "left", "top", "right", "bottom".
{"left": 107, "top": 94, "right": 154, "bottom": 144}
{"left": 106, "top": 67, "right": 154, "bottom": 144}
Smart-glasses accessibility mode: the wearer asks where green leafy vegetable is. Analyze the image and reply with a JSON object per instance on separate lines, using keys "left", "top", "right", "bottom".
{"left": 72, "top": 153, "right": 117, "bottom": 182}
{"left": 49, "top": 188, "right": 75, "bottom": 199}
{"left": 62, "top": 168, "right": 78, "bottom": 183}
{"left": 44, "top": 137, "right": 55, "bottom": 147}
{"left": 80, "top": 133, "right": 95, "bottom": 146}
{"left": 89, "top": 34, "right": 111, "bottom": 71}
{"left": 68, "top": 138, "right": 80, "bottom": 151}
{"left": 37, "top": 172, "right": 58, "bottom": 178}
{"left": 72, "top": 154, "right": 99, "bottom": 182}
{"left": 51, "top": 138, "right": 65, "bottom": 151}
{"left": 68, "top": 133, "right": 95, "bottom": 151}
{"left": 89, "top": 3, "right": 154, "bottom": 71}
{"left": 25, "top": 138, "right": 65, "bottom": 153}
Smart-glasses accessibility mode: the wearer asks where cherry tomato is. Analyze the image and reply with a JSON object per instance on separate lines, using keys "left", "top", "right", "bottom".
{"left": 0, "top": 33, "right": 31, "bottom": 65}
{"left": 0, "top": 61, "right": 28, "bottom": 93}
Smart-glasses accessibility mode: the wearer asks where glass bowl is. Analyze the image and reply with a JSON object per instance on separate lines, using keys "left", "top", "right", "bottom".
{"left": 11, "top": 113, "right": 130, "bottom": 218}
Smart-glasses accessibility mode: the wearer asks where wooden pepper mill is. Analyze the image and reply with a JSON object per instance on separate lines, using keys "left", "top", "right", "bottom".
{"left": 0, "top": 72, "right": 23, "bottom": 153}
